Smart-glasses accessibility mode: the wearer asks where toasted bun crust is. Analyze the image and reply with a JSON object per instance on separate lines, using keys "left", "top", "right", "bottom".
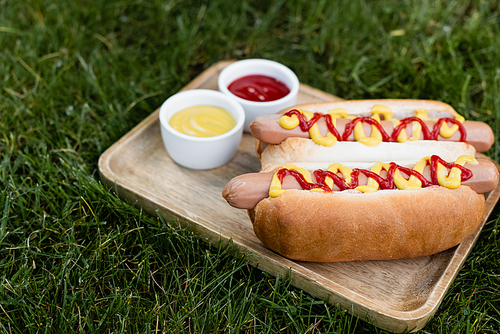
{"left": 260, "top": 137, "right": 477, "bottom": 170}
{"left": 250, "top": 186, "right": 485, "bottom": 262}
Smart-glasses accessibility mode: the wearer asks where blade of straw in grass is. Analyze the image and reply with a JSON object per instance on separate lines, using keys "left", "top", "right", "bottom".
{"left": 367, "top": 72, "right": 396, "bottom": 93}
{"left": 0, "top": 196, "right": 8, "bottom": 242}
{"left": 0, "top": 27, "right": 21, "bottom": 33}
{"left": 94, "top": 33, "right": 114, "bottom": 52}
{"left": 123, "top": 91, "right": 163, "bottom": 115}
{"left": 15, "top": 56, "right": 47, "bottom": 86}
{"left": 461, "top": 74, "right": 472, "bottom": 106}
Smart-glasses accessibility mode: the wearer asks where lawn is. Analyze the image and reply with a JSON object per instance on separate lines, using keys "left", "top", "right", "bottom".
{"left": 1, "top": 0, "right": 499, "bottom": 333}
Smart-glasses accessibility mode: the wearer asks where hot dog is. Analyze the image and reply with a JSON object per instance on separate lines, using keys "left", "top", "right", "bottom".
{"left": 222, "top": 99, "right": 499, "bottom": 262}
{"left": 250, "top": 100, "right": 494, "bottom": 165}
{"left": 223, "top": 157, "right": 499, "bottom": 210}
{"left": 223, "top": 156, "right": 498, "bottom": 262}
{"left": 251, "top": 113, "right": 493, "bottom": 152}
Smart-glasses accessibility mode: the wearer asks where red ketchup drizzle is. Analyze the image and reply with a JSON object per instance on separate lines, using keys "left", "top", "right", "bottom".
{"left": 392, "top": 117, "right": 467, "bottom": 142}
{"left": 277, "top": 155, "right": 473, "bottom": 192}
{"left": 282, "top": 109, "right": 468, "bottom": 143}
{"left": 285, "top": 109, "right": 342, "bottom": 140}
{"left": 276, "top": 169, "right": 332, "bottom": 192}
{"left": 342, "top": 117, "right": 391, "bottom": 142}
{"left": 428, "top": 155, "right": 473, "bottom": 184}
{"left": 228, "top": 75, "right": 290, "bottom": 102}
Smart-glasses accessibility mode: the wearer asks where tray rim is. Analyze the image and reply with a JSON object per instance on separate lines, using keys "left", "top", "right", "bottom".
{"left": 98, "top": 60, "right": 500, "bottom": 333}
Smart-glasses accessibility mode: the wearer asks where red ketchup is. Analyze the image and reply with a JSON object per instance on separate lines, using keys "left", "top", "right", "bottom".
{"left": 282, "top": 109, "right": 468, "bottom": 143}
{"left": 228, "top": 75, "right": 290, "bottom": 102}
{"left": 276, "top": 155, "right": 473, "bottom": 192}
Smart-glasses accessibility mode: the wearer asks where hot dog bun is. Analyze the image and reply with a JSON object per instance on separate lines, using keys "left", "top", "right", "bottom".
{"left": 223, "top": 99, "right": 498, "bottom": 262}
{"left": 250, "top": 186, "right": 485, "bottom": 262}
{"left": 260, "top": 137, "right": 476, "bottom": 170}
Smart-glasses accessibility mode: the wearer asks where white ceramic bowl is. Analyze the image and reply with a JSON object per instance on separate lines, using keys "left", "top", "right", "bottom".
{"left": 218, "top": 59, "right": 299, "bottom": 132}
{"left": 159, "top": 89, "right": 245, "bottom": 170}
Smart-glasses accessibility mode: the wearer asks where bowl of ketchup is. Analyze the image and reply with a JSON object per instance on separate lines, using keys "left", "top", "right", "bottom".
{"left": 218, "top": 59, "right": 299, "bottom": 131}
{"left": 159, "top": 89, "right": 245, "bottom": 170}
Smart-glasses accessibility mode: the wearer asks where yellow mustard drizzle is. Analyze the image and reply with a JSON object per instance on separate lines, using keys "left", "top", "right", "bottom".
{"left": 358, "top": 104, "right": 391, "bottom": 146}
{"left": 269, "top": 155, "right": 477, "bottom": 196}
{"left": 278, "top": 109, "right": 348, "bottom": 147}
{"left": 277, "top": 105, "right": 466, "bottom": 146}
{"left": 370, "top": 106, "right": 423, "bottom": 143}
{"left": 440, "top": 114, "right": 465, "bottom": 138}
{"left": 269, "top": 164, "right": 312, "bottom": 197}
{"left": 355, "top": 158, "right": 429, "bottom": 193}
{"left": 403, "top": 109, "right": 425, "bottom": 141}
{"left": 325, "top": 163, "right": 353, "bottom": 190}
{"left": 169, "top": 105, "right": 236, "bottom": 137}
{"left": 394, "top": 157, "right": 428, "bottom": 190}
{"left": 304, "top": 109, "right": 338, "bottom": 146}
{"left": 278, "top": 111, "right": 301, "bottom": 129}
{"left": 329, "top": 108, "right": 351, "bottom": 120}
{"left": 415, "top": 108, "right": 430, "bottom": 120}
{"left": 415, "top": 109, "right": 465, "bottom": 138}
{"left": 371, "top": 104, "right": 394, "bottom": 120}
{"left": 436, "top": 155, "right": 478, "bottom": 189}
{"left": 355, "top": 155, "right": 477, "bottom": 193}
{"left": 354, "top": 162, "right": 392, "bottom": 193}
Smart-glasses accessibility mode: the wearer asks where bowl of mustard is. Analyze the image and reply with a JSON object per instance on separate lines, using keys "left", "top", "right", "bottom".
{"left": 159, "top": 89, "right": 245, "bottom": 170}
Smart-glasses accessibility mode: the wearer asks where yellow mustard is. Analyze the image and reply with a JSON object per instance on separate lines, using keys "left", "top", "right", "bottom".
{"left": 436, "top": 155, "right": 477, "bottom": 189}
{"left": 353, "top": 155, "right": 477, "bottom": 193}
{"left": 169, "top": 105, "right": 236, "bottom": 137}
{"left": 277, "top": 106, "right": 466, "bottom": 146}
{"left": 278, "top": 108, "right": 349, "bottom": 147}
{"left": 269, "top": 164, "right": 312, "bottom": 197}
{"left": 270, "top": 155, "right": 477, "bottom": 196}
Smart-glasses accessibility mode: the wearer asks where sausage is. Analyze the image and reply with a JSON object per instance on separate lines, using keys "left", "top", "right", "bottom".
{"left": 223, "top": 158, "right": 499, "bottom": 209}
{"left": 249, "top": 114, "right": 495, "bottom": 152}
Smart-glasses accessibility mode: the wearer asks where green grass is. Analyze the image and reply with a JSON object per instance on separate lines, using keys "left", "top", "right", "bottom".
{"left": 1, "top": 0, "right": 500, "bottom": 332}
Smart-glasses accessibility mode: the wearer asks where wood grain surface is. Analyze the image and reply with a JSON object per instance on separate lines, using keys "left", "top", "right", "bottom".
{"left": 98, "top": 60, "right": 500, "bottom": 333}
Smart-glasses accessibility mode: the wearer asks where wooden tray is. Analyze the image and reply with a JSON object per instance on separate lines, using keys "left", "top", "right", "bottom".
{"left": 98, "top": 60, "right": 500, "bottom": 333}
